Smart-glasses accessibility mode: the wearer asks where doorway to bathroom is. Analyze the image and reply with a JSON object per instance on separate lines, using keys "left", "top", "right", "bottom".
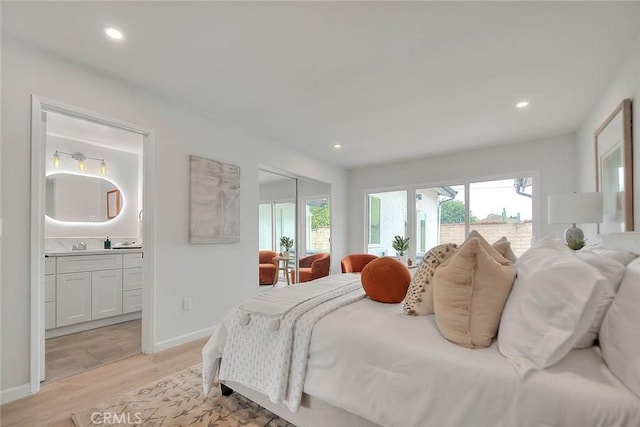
{"left": 29, "top": 97, "right": 156, "bottom": 393}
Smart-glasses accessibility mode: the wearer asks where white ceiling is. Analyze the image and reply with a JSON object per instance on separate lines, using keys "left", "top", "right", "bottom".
{"left": 3, "top": 1, "right": 640, "bottom": 169}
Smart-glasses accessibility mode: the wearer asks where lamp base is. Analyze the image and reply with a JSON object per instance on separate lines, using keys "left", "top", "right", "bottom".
{"left": 564, "top": 224, "right": 585, "bottom": 250}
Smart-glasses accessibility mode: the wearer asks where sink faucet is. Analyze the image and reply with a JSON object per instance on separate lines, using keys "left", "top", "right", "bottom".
{"left": 72, "top": 242, "right": 88, "bottom": 250}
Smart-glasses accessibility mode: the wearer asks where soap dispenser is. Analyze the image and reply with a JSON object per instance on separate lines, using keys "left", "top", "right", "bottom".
{"left": 104, "top": 236, "right": 111, "bottom": 249}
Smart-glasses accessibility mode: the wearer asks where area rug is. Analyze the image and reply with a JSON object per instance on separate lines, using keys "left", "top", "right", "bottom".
{"left": 72, "top": 364, "right": 295, "bottom": 426}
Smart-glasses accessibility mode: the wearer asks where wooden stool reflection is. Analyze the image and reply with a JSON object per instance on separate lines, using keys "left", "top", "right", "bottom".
{"left": 273, "top": 255, "right": 291, "bottom": 286}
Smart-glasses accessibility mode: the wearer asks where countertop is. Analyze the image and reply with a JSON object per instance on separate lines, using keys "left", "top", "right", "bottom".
{"left": 45, "top": 248, "right": 143, "bottom": 257}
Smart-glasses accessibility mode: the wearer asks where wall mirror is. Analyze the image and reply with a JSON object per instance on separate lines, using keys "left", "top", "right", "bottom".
{"left": 595, "top": 99, "right": 633, "bottom": 233}
{"left": 46, "top": 173, "right": 123, "bottom": 222}
{"left": 258, "top": 169, "right": 331, "bottom": 286}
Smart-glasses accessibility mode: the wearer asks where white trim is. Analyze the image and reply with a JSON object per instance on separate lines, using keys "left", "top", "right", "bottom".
{"left": 29, "top": 95, "right": 156, "bottom": 396}
{"left": 0, "top": 383, "right": 31, "bottom": 405}
{"left": 153, "top": 325, "right": 217, "bottom": 353}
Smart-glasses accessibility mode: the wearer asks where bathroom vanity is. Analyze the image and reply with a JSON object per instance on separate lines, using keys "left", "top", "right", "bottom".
{"left": 44, "top": 249, "right": 143, "bottom": 337}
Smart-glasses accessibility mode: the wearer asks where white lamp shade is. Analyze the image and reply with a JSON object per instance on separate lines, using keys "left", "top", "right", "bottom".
{"left": 548, "top": 192, "right": 603, "bottom": 224}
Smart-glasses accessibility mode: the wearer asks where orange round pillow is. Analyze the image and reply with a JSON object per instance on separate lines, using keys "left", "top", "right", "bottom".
{"left": 361, "top": 257, "right": 411, "bottom": 303}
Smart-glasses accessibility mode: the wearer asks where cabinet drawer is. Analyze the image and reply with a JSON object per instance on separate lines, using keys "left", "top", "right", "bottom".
{"left": 123, "top": 267, "right": 143, "bottom": 291}
{"left": 57, "top": 254, "right": 123, "bottom": 274}
{"left": 123, "top": 252, "right": 143, "bottom": 268}
{"left": 122, "top": 289, "right": 142, "bottom": 314}
{"left": 45, "top": 274, "right": 56, "bottom": 302}
{"left": 45, "top": 301, "right": 56, "bottom": 329}
{"left": 45, "top": 256, "right": 56, "bottom": 275}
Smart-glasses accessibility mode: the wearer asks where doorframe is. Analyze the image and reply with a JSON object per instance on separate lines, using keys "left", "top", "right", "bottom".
{"left": 29, "top": 95, "right": 157, "bottom": 394}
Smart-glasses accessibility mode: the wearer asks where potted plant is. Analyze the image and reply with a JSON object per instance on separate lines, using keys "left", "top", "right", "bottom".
{"left": 280, "top": 236, "right": 294, "bottom": 258}
{"left": 392, "top": 235, "right": 410, "bottom": 261}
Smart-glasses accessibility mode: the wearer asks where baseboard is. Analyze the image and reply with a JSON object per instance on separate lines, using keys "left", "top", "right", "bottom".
{"left": 153, "top": 325, "right": 216, "bottom": 353}
{"left": 1, "top": 383, "right": 30, "bottom": 404}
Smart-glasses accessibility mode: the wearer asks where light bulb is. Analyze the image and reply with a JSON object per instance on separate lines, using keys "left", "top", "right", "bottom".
{"left": 100, "top": 160, "right": 107, "bottom": 175}
{"left": 53, "top": 151, "right": 60, "bottom": 168}
{"left": 78, "top": 160, "right": 86, "bottom": 171}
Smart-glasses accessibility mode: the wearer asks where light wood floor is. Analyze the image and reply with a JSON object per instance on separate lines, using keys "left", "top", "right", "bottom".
{"left": 0, "top": 337, "right": 208, "bottom": 427}
{"left": 45, "top": 319, "right": 142, "bottom": 384}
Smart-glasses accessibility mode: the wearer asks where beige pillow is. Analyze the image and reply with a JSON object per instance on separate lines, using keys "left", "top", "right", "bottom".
{"left": 433, "top": 236, "right": 517, "bottom": 348}
{"left": 404, "top": 243, "right": 457, "bottom": 316}
{"left": 468, "top": 230, "right": 517, "bottom": 263}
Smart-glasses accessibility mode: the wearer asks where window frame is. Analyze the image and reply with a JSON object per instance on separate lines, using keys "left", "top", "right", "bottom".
{"left": 363, "top": 171, "right": 540, "bottom": 260}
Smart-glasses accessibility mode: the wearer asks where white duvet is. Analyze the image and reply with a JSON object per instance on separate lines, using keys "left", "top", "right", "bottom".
{"left": 202, "top": 274, "right": 365, "bottom": 411}
{"left": 304, "top": 299, "right": 640, "bottom": 427}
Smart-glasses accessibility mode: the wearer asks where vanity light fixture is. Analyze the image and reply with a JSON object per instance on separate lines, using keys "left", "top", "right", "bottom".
{"left": 516, "top": 100, "right": 530, "bottom": 109}
{"left": 53, "top": 150, "right": 106, "bottom": 174}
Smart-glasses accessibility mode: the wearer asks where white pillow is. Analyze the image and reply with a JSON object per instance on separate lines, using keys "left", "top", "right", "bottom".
{"left": 573, "top": 252, "right": 626, "bottom": 348}
{"left": 600, "top": 257, "right": 640, "bottom": 398}
{"left": 581, "top": 244, "right": 638, "bottom": 266}
{"left": 599, "top": 232, "right": 640, "bottom": 255}
{"left": 498, "top": 241, "right": 604, "bottom": 377}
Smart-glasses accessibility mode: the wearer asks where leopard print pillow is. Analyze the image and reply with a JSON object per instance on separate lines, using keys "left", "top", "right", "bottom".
{"left": 404, "top": 243, "right": 457, "bottom": 316}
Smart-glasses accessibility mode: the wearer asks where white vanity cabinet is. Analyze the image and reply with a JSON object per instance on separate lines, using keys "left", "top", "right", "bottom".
{"left": 91, "top": 269, "right": 123, "bottom": 320}
{"left": 44, "top": 257, "right": 57, "bottom": 329}
{"left": 57, "top": 272, "right": 92, "bottom": 326}
{"left": 46, "top": 251, "right": 142, "bottom": 331}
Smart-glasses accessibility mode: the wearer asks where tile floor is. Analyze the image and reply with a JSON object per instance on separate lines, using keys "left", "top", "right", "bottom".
{"left": 44, "top": 319, "right": 141, "bottom": 384}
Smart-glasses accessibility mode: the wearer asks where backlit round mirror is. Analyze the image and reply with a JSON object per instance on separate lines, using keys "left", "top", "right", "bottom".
{"left": 46, "top": 173, "right": 123, "bottom": 222}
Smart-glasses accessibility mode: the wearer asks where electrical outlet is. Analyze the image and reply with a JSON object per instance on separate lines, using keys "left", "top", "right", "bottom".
{"left": 183, "top": 297, "right": 192, "bottom": 311}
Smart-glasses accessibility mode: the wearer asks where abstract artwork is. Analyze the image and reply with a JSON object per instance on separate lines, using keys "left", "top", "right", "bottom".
{"left": 189, "top": 155, "right": 240, "bottom": 243}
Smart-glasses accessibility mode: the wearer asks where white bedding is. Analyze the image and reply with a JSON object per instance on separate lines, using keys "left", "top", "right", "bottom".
{"left": 203, "top": 274, "right": 365, "bottom": 411}
{"left": 304, "top": 298, "right": 640, "bottom": 427}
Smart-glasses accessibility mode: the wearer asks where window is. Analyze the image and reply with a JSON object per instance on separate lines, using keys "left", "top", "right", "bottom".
{"left": 305, "top": 197, "right": 330, "bottom": 254}
{"left": 367, "top": 190, "right": 407, "bottom": 256}
{"left": 275, "top": 202, "right": 295, "bottom": 252}
{"left": 415, "top": 184, "right": 465, "bottom": 262}
{"left": 259, "top": 201, "right": 295, "bottom": 251}
{"left": 367, "top": 175, "right": 534, "bottom": 261}
{"left": 469, "top": 178, "right": 532, "bottom": 256}
{"left": 369, "top": 196, "right": 381, "bottom": 245}
{"left": 258, "top": 203, "right": 272, "bottom": 250}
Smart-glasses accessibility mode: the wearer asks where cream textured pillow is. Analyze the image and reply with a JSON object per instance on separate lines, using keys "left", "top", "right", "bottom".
{"left": 433, "top": 237, "right": 517, "bottom": 348}
{"left": 404, "top": 243, "right": 457, "bottom": 315}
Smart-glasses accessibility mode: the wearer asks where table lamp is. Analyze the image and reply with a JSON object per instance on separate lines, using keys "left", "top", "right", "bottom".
{"left": 548, "top": 192, "right": 603, "bottom": 249}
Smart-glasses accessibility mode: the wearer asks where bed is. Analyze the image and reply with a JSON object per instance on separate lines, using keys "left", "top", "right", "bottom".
{"left": 202, "top": 233, "right": 640, "bottom": 427}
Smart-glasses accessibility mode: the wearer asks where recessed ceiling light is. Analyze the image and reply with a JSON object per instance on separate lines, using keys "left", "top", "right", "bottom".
{"left": 105, "top": 28, "right": 124, "bottom": 40}
{"left": 333, "top": 144, "right": 342, "bottom": 149}
{"left": 516, "top": 101, "right": 530, "bottom": 109}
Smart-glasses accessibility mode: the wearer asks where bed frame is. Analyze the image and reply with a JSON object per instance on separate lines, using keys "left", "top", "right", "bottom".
{"left": 221, "top": 382, "right": 378, "bottom": 427}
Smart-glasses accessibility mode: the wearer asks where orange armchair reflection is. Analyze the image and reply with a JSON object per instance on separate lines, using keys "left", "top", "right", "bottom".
{"left": 290, "top": 253, "right": 330, "bottom": 284}
{"left": 341, "top": 253, "right": 379, "bottom": 273}
{"left": 259, "top": 250, "right": 279, "bottom": 285}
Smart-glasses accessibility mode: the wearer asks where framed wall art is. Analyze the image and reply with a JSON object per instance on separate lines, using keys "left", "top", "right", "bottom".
{"left": 595, "top": 99, "right": 633, "bottom": 233}
{"left": 189, "top": 155, "right": 241, "bottom": 244}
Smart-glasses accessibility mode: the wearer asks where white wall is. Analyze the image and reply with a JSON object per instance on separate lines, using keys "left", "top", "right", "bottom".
{"left": 347, "top": 135, "right": 577, "bottom": 253}
{"left": 576, "top": 31, "right": 640, "bottom": 239}
{"left": 0, "top": 39, "right": 349, "bottom": 396}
